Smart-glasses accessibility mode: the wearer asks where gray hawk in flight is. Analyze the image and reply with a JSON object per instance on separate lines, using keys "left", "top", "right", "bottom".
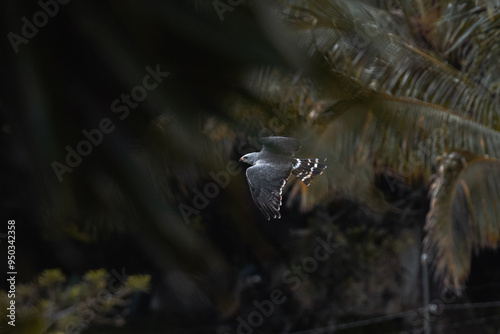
{"left": 239, "top": 136, "right": 326, "bottom": 220}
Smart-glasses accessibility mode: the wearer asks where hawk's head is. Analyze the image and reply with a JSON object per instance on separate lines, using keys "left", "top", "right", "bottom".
{"left": 239, "top": 152, "right": 259, "bottom": 165}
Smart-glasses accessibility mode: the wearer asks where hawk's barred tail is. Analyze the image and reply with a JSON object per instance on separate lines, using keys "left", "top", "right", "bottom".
{"left": 292, "top": 158, "right": 327, "bottom": 186}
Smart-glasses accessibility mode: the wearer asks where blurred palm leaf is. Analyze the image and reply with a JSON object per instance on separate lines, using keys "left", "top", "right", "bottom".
{"left": 285, "top": 0, "right": 500, "bottom": 127}
{"left": 425, "top": 152, "right": 500, "bottom": 288}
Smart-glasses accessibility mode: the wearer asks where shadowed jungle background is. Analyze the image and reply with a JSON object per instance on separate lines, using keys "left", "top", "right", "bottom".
{"left": 1, "top": 0, "right": 500, "bottom": 333}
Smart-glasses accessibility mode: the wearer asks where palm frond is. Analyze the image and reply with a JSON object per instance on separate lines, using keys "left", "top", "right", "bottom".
{"left": 424, "top": 152, "right": 500, "bottom": 288}
{"left": 284, "top": 0, "right": 500, "bottom": 128}
{"left": 409, "top": 1, "right": 500, "bottom": 98}
{"left": 294, "top": 93, "right": 500, "bottom": 210}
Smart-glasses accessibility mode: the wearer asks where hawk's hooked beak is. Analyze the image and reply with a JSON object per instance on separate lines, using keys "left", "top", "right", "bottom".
{"left": 239, "top": 157, "right": 245, "bottom": 163}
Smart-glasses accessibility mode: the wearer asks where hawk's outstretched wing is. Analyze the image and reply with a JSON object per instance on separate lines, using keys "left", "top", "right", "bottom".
{"left": 260, "top": 136, "right": 300, "bottom": 157}
{"left": 246, "top": 164, "right": 290, "bottom": 220}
